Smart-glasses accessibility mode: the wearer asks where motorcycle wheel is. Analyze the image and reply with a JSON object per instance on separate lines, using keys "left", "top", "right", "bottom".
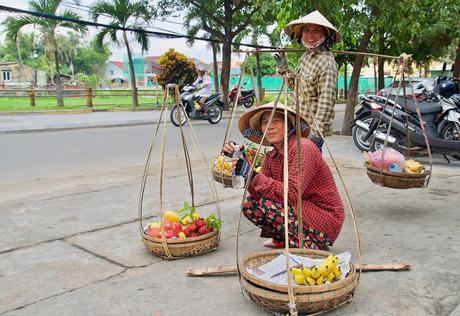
{"left": 170, "top": 106, "right": 187, "bottom": 126}
{"left": 352, "top": 116, "right": 373, "bottom": 152}
{"left": 242, "top": 96, "right": 255, "bottom": 108}
{"left": 207, "top": 104, "right": 223, "bottom": 124}
{"left": 440, "top": 124, "right": 460, "bottom": 160}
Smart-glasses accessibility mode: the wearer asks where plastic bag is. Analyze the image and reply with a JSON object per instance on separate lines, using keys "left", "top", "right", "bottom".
{"left": 368, "top": 148, "right": 405, "bottom": 171}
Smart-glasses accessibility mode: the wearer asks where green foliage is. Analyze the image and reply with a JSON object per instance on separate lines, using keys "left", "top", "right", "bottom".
{"left": 90, "top": 0, "right": 152, "bottom": 51}
{"left": 155, "top": 0, "right": 276, "bottom": 101}
{"left": 204, "top": 213, "right": 223, "bottom": 230}
{"left": 156, "top": 48, "right": 196, "bottom": 88}
{"left": 73, "top": 39, "right": 111, "bottom": 76}
{"left": 75, "top": 73, "right": 100, "bottom": 88}
{"left": 243, "top": 53, "right": 277, "bottom": 76}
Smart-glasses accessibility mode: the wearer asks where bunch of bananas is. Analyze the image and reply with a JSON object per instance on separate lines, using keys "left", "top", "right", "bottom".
{"left": 291, "top": 255, "right": 341, "bottom": 286}
{"left": 403, "top": 159, "right": 424, "bottom": 174}
{"left": 214, "top": 155, "right": 232, "bottom": 176}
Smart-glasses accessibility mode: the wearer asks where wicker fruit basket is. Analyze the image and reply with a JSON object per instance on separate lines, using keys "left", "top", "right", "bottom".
{"left": 141, "top": 229, "right": 219, "bottom": 260}
{"left": 365, "top": 161, "right": 429, "bottom": 189}
{"left": 211, "top": 168, "right": 233, "bottom": 187}
{"left": 239, "top": 248, "right": 358, "bottom": 314}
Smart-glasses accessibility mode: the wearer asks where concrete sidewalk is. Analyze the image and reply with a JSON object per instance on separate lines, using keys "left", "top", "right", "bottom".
{"left": 1, "top": 133, "right": 460, "bottom": 315}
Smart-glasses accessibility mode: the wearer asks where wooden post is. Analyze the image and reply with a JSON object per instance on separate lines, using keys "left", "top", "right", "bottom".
{"left": 30, "top": 85, "right": 36, "bottom": 107}
{"left": 86, "top": 88, "right": 93, "bottom": 107}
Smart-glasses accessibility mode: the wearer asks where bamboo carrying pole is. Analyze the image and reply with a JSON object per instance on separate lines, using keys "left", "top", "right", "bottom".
{"left": 186, "top": 262, "right": 411, "bottom": 277}
{"left": 233, "top": 48, "right": 402, "bottom": 60}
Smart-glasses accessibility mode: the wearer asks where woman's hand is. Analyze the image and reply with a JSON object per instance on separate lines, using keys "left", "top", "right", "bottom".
{"left": 222, "top": 142, "right": 244, "bottom": 157}
{"left": 222, "top": 142, "right": 237, "bottom": 157}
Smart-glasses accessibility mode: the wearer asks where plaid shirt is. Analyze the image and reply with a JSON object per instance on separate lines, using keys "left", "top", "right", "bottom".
{"left": 287, "top": 46, "right": 337, "bottom": 138}
{"left": 247, "top": 136, "right": 344, "bottom": 242}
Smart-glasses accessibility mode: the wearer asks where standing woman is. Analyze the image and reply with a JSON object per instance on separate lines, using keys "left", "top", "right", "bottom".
{"left": 275, "top": 11, "right": 341, "bottom": 152}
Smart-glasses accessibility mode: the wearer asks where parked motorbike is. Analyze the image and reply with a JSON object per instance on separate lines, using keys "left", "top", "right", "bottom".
{"left": 352, "top": 95, "right": 384, "bottom": 151}
{"left": 170, "top": 84, "right": 224, "bottom": 126}
{"left": 354, "top": 78, "right": 460, "bottom": 160}
{"left": 228, "top": 84, "right": 255, "bottom": 108}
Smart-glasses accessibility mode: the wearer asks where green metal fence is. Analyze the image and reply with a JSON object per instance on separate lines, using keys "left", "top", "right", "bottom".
{"left": 218, "top": 75, "right": 394, "bottom": 94}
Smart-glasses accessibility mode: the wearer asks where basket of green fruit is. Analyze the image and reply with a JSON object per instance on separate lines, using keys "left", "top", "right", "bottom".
{"left": 141, "top": 201, "right": 222, "bottom": 259}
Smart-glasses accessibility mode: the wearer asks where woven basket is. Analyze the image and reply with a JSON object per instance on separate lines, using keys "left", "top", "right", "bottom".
{"left": 141, "top": 229, "right": 219, "bottom": 260}
{"left": 365, "top": 162, "right": 429, "bottom": 189}
{"left": 239, "top": 249, "right": 358, "bottom": 314}
{"left": 211, "top": 168, "right": 233, "bottom": 187}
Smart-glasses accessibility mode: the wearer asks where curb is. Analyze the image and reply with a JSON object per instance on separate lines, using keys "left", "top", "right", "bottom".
{"left": 0, "top": 112, "right": 245, "bottom": 134}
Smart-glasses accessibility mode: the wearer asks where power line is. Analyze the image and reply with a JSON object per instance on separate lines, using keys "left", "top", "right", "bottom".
{"left": 59, "top": 1, "right": 183, "bottom": 35}
{"left": 0, "top": 4, "right": 278, "bottom": 50}
{"left": 61, "top": 1, "right": 184, "bottom": 26}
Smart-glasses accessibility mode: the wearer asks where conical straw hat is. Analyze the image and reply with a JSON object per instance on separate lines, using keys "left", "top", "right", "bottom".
{"left": 238, "top": 102, "right": 310, "bottom": 146}
{"left": 284, "top": 10, "right": 341, "bottom": 42}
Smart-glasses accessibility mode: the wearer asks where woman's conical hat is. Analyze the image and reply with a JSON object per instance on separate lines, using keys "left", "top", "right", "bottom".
{"left": 284, "top": 10, "right": 341, "bottom": 42}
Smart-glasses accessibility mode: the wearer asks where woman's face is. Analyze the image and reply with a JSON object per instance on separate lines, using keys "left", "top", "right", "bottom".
{"left": 301, "top": 23, "right": 327, "bottom": 45}
{"left": 260, "top": 112, "right": 285, "bottom": 147}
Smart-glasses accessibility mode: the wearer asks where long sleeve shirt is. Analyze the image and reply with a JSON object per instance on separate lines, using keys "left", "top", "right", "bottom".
{"left": 286, "top": 46, "right": 338, "bottom": 138}
{"left": 247, "top": 136, "right": 344, "bottom": 242}
{"left": 192, "top": 74, "right": 212, "bottom": 97}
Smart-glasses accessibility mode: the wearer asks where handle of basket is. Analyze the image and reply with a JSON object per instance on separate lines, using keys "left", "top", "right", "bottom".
{"left": 221, "top": 53, "right": 249, "bottom": 150}
{"left": 138, "top": 103, "right": 166, "bottom": 234}
{"left": 235, "top": 80, "right": 286, "bottom": 275}
{"left": 172, "top": 84, "right": 195, "bottom": 208}
{"left": 294, "top": 73, "right": 363, "bottom": 273}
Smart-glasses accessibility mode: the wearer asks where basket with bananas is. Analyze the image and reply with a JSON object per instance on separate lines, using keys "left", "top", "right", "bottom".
{"left": 403, "top": 159, "right": 424, "bottom": 174}
{"left": 212, "top": 155, "right": 233, "bottom": 186}
{"left": 290, "top": 255, "right": 342, "bottom": 286}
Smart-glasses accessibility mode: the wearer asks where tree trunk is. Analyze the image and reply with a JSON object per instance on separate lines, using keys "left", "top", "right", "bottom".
{"left": 123, "top": 31, "right": 139, "bottom": 108}
{"left": 453, "top": 37, "right": 460, "bottom": 78}
{"left": 220, "top": 40, "right": 232, "bottom": 110}
{"left": 51, "top": 32, "right": 64, "bottom": 107}
{"left": 373, "top": 58, "right": 377, "bottom": 94}
{"left": 342, "top": 26, "right": 374, "bottom": 135}
{"left": 255, "top": 51, "right": 263, "bottom": 102}
{"left": 212, "top": 43, "right": 219, "bottom": 92}
{"left": 344, "top": 63, "right": 348, "bottom": 99}
{"left": 378, "top": 29, "right": 385, "bottom": 90}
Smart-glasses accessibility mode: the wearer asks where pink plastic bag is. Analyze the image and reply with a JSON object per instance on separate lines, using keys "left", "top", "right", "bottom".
{"left": 368, "top": 148, "right": 405, "bottom": 170}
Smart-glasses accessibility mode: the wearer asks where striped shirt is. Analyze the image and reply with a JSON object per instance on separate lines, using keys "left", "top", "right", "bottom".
{"left": 287, "top": 46, "right": 338, "bottom": 138}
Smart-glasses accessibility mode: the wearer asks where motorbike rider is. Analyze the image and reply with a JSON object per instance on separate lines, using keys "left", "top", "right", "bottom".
{"left": 192, "top": 66, "right": 212, "bottom": 116}
{"left": 274, "top": 10, "right": 340, "bottom": 152}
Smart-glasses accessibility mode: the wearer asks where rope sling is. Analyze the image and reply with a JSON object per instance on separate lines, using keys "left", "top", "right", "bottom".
{"left": 366, "top": 53, "right": 433, "bottom": 189}
{"left": 219, "top": 51, "right": 362, "bottom": 315}
{"left": 138, "top": 84, "right": 222, "bottom": 259}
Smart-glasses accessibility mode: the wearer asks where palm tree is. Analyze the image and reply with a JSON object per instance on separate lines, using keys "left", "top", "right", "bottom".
{"left": 3, "top": 0, "right": 86, "bottom": 106}
{"left": 182, "top": 16, "right": 221, "bottom": 92}
{"left": 90, "top": 0, "right": 152, "bottom": 108}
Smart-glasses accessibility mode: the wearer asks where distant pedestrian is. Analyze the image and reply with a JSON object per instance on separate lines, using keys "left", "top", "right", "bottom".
{"left": 274, "top": 10, "right": 341, "bottom": 152}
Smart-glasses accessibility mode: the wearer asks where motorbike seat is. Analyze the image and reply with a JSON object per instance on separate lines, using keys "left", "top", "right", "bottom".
{"left": 206, "top": 93, "right": 220, "bottom": 101}
{"left": 387, "top": 96, "right": 442, "bottom": 114}
{"left": 241, "top": 90, "right": 253, "bottom": 96}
